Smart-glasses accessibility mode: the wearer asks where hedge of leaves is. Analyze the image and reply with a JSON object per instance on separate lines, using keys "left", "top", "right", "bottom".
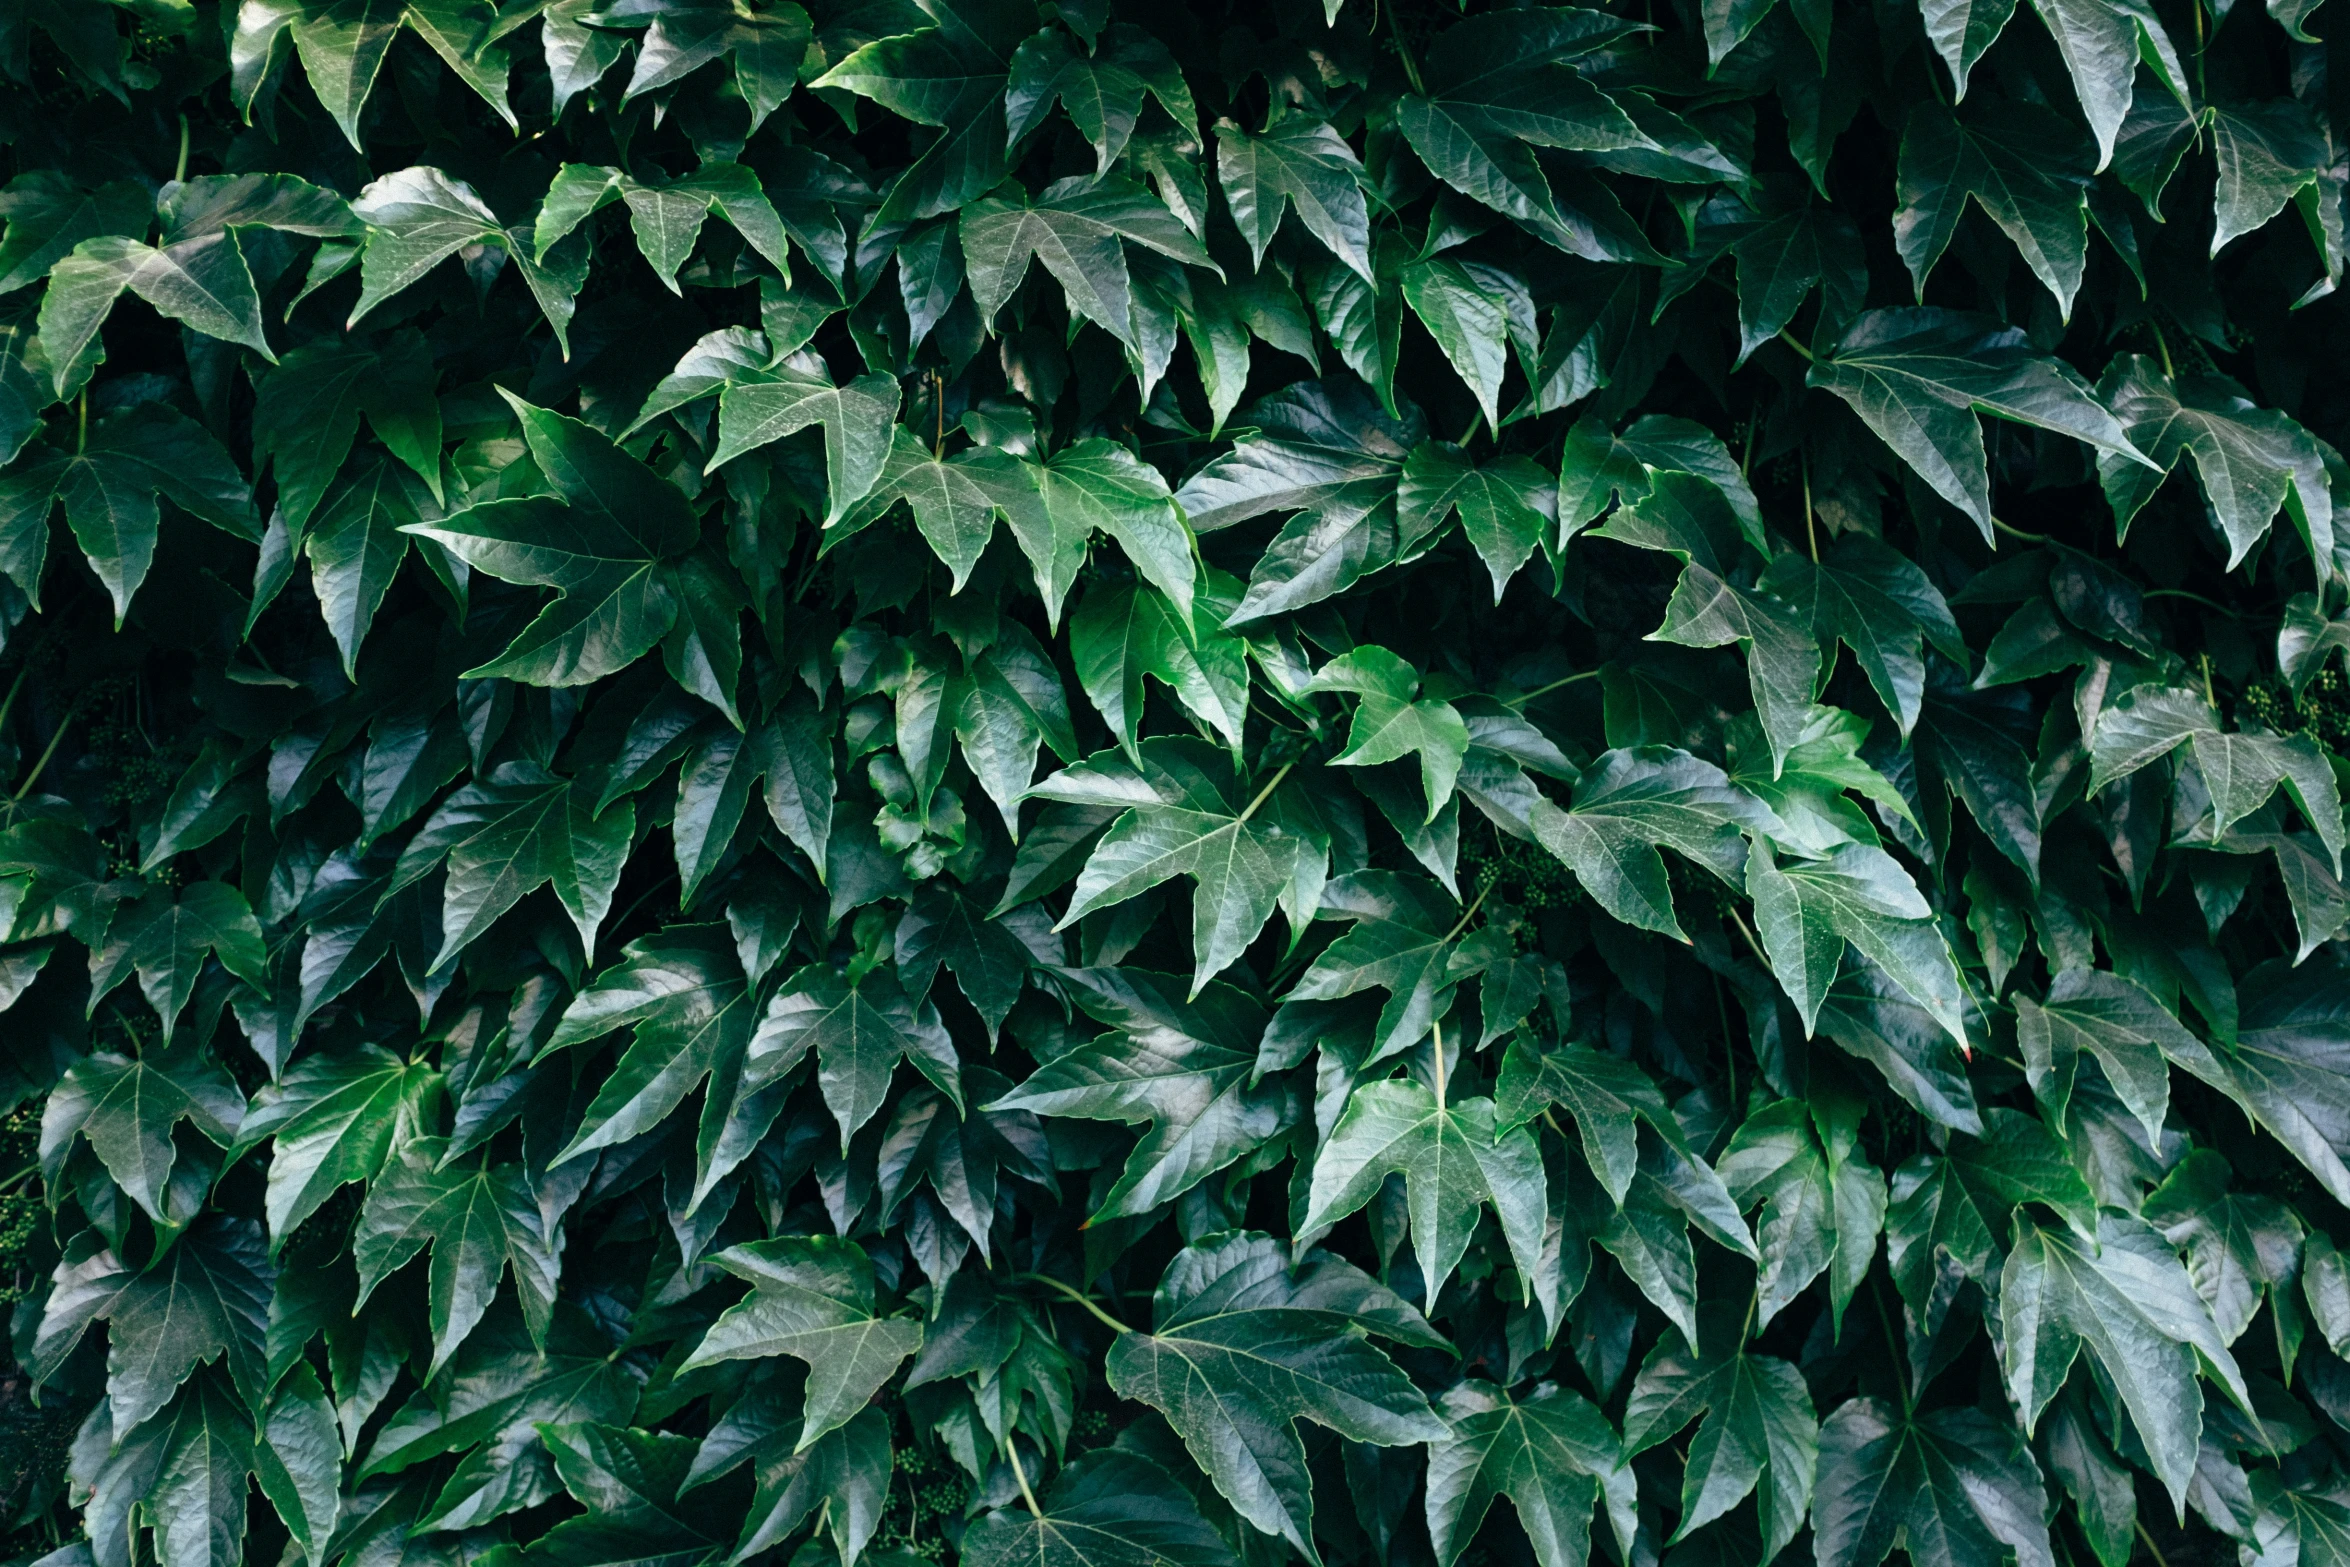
{"left": 6, "top": 0, "right": 2350, "bottom": 1561}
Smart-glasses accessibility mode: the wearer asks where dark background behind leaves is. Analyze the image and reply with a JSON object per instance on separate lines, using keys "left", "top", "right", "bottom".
{"left": 0, "top": 0, "right": 2348, "bottom": 1562}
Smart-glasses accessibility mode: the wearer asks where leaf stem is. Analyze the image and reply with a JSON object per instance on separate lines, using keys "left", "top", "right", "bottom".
{"left": 1005, "top": 1439, "right": 1044, "bottom": 1521}
{"left": 1388, "top": 17, "right": 1426, "bottom": 94}
{"left": 2135, "top": 1520, "right": 2175, "bottom": 1567}
{"left": 76, "top": 392, "right": 87, "bottom": 455}
{"left": 1237, "top": 760, "right": 1293, "bottom": 823}
{"left": 1505, "top": 668, "right": 1600, "bottom": 707}
{"left": 174, "top": 113, "right": 189, "bottom": 184}
{"left": 1014, "top": 1272, "right": 1132, "bottom": 1335}
{"left": 14, "top": 694, "right": 86, "bottom": 801}
{"left": 2144, "top": 588, "right": 2241, "bottom": 616}
{"left": 2150, "top": 318, "right": 2177, "bottom": 380}
{"left": 1431, "top": 1016, "right": 1447, "bottom": 1113}
{"left": 1441, "top": 878, "right": 1492, "bottom": 944}
{"left": 1774, "top": 328, "right": 1815, "bottom": 363}
{"left": 1989, "top": 516, "right": 2048, "bottom": 544}
{"left": 1869, "top": 1273, "right": 1913, "bottom": 1416}
{"left": 1801, "top": 451, "right": 1818, "bottom": 562}
{"left": 1711, "top": 971, "right": 1738, "bottom": 1112}
{"left": 1724, "top": 901, "right": 1767, "bottom": 968}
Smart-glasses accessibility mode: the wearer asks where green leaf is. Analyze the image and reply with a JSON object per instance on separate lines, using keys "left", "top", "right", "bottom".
{"left": 711, "top": 362, "right": 904, "bottom": 525}
{"left": 1029, "top": 438, "right": 1198, "bottom": 617}
{"left": 0, "top": 172, "right": 151, "bottom": 294}
{"left": 251, "top": 331, "right": 442, "bottom": 533}
{"left": 1999, "top": 1211, "right": 2249, "bottom": 1508}
{"left": 236, "top": 1044, "right": 439, "bottom": 1246}
{"left": 2014, "top": 966, "right": 2218, "bottom": 1146}
{"left": 0, "top": 404, "right": 255, "bottom": 620}
{"left": 1275, "top": 876, "right": 1464, "bottom": 1063}
{"left": 1651, "top": 565, "right": 1822, "bottom": 776}
{"left": 1174, "top": 376, "right": 1418, "bottom": 533}
{"left": 811, "top": 8, "right": 1021, "bottom": 222}
{"left": 542, "top": 929, "right": 760, "bottom": 1186}
{"left": 1746, "top": 840, "right": 1965, "bottom": 1047}
{"left": 1056, "top": 752, "right": 1305, "bottom": 995}
{"left": 37, "top": 1046, "right": 243, "bottom": 1226}
{"left": 2145, "top": 1149, "right": 2304, "bottom": 1346}
{"left": 841, "top": 427, "right": 1005, "bottom": 592}
{"left": 1309, "top": 647, "right": 1470, "bottom": 821}
{"left": 34, "top": 1215, "right": 271, "bottom": 1431}
{"left": 1527, "top": 747, "right": 1774, "bottom": 940}
{"left": 1103, "top": 1230, "right": 1448, "bottom": 1560}
{"left": 2086, "top": 685, "right": 2345, "bottom": 872}
{"left": 991, "top": 966, "right": 1286, "bottom": 1218}
{"left": 679, "top": 1235, "right": 923, "bottom": 1449}
{"left": 1725, "top": 200, "right": 1868, "bottom": 366}
{"left": 307, "top": 452, "right": 432, "bottom": 677}
{"left": 1304, "top": 1080, "right": 1547, "bottom": 1306}
{"left": 519, "top": 1422, "right": 728, "bottom": 1567}
{"left": 2223, "top": 958, "right": 2350, "bottom": 1209}
{"left": 748, "top": 965, "right": 961, "bottom": 1148}
{"left": 1006, "top": 25, "right": 1194, "bottom": 173}
{"left": 1894, "top": 103, "right": 2091, "bottom": 320}
{"left": 1216, "top": 118, "right": 1372, "bottom": 282}
{"left": 1758, "top": 536, "right": 1964, "bottom": 737}
{"left": 961, "top": 175, "right": 1217, "bottom": 350}
{"left": 691, "top": 1396, "right": 891, "bottom": 1566}
{"left": 534, "top": 162, "right": 791, "bottom": 291}
{"left": 963, "top": 1448, "right": 1238, "bottom": 1567}
{"left": 353, "top": 1136, "right": 560, "bottom": 1377}
{"left": 87, "top": 881, "right": 268, "bottom": 1035}
{"left": 0, "top": 296, "right": 54, "bottom": 465}
{"left": 1425, "top": 1380, "right": 1635, "bottom": 1567}
{"left": 1399, "top": 257, "right": 1518, "bottom": 431}
{"left": 1813, "top": 1400, "right": 2056, "bottom": 1567}
{"left": 1717, "top": 1098, "right": 1887, "bottom": 1330}
{"left": 2210, "top": 100, "right": 2331, "bottom": 256}
{"left": 1393, "top": 10, "right": 1659, "bottom": 261}
{"left": 387, "top": 765, "right": 635, "bottom": 970}
{"left": 2095, "top": 355, "right": 2332, "bottom": 568}
{"left": 1559, "top": 415, "right": 1764, "bottom": 549}
{"left": 1397, "top": 441, "right": 1555, "bottom": 600}
{"left": 619, "top": 0, "right": 809, "bottom": 131}
{"left": 39, "top": 231, "right": 276, "bottom": 396}
{"left": 1624, "top": 1310, "right": 1818, "bottom": 1562}
{"left": 1807, "top": 308, "right": 2154, "bottom": 540}
{"left": 148, "top": 1371, "right": 257, "bottom": 1567}
{"left": 359, "top": 1306, "right": 641, "bottom": 1526}
{"left": 256, "top": 1363, "right": 342, "bottom": 1555}
{"left": 1495, "top": 1034, "right": 1706, "bottom": 1203}
{"left": 410, "top": 393, "right": 700, "bottom": 684}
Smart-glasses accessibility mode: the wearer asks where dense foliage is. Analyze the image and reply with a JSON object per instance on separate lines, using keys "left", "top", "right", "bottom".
{"left": 4, "top": 0, "right": 2350, "bottom": 1559}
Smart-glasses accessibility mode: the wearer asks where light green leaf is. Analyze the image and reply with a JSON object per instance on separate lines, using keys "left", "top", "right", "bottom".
{"left": 1808, "top": 308, "right": 2154, "bottom": 539}
{"left": 679, "top": 1236, "right": 923, "bottom": 1450}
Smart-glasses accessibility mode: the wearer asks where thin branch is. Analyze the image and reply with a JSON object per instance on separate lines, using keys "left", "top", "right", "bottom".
{"left": 1014, "top": 1272, "right": 1132, "bottom": 1335}
{"left": 1237, "top": 760, "right": 1294, "bottom": 822}
{"left": 1005, "top": 1439, "right": 1044, "bottom": 1521}
{"left": 1504, "top": 669, "right": 1600, "bottom": 708}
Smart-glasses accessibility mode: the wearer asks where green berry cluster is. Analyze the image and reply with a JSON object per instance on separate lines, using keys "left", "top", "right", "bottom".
{"left": 0, "top": 1108, "right": 41, "bottom": 1307}
{"left": 2244, "top": 665, "right": 2350, "bottom": 755}
{"left": 0, "top": 1105, "right": 70, "bottom": 1560}
{"left": 1460, "top": 822, "right": 1582, "bottom": 916}
{"left": 79, "top": 678, "right": 183, "bottom": 810}
{"left": 879, "top": 1435, "right": 966, "bottom": 1563}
